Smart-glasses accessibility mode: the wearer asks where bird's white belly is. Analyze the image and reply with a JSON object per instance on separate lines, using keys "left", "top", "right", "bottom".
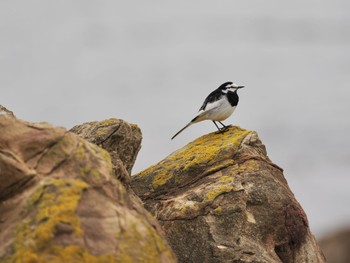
{"left": 195, "top": 98, "right": 236, "bottom": 122}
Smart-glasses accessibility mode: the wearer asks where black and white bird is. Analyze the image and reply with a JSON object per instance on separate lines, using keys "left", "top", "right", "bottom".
{"left": 171, "top": 81, "right": 245, "bottom": 140}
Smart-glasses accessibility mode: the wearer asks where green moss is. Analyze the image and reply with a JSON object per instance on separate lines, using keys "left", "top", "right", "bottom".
{"left": 205, "top": 185, "right": 233, "bottom": 202}
{"left": 136, "top": 126, "right": 250, "bottom": 189}
{"left": 2, "top": 178, "right": 117, "bottom": 263}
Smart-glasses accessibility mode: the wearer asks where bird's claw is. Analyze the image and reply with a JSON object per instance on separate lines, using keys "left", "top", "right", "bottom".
{"left": 216, "top": 124, "right": 232, "bottom": 134}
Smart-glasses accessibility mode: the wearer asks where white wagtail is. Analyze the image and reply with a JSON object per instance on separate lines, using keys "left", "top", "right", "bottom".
{"left": 171, "top": 81, "right": 245, "bottom": 140}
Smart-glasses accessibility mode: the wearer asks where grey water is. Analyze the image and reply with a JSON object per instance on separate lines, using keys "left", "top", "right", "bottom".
{"left": 1, "top": 0, "right": 349, "bottom": 238}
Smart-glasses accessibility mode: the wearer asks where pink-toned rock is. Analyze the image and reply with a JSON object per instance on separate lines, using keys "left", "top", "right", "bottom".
{"left": 0, "top": 107, "right": 175, "bottom": 263}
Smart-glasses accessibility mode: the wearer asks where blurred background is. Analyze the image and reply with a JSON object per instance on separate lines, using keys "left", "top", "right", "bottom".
{"left": 1, "top": 0, "right": 349, "bottom": 249}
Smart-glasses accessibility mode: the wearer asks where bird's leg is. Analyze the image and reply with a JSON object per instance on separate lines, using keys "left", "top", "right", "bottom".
{"left": 212, "top": 121, "right": 222, "bottom": 132}
{"left": 218, "top": 121, "right": 232, "bottom": 131}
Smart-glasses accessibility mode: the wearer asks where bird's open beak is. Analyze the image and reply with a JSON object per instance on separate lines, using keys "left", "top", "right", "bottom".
{"left": 237, "top": 86, "right": 245, "bottom": 89}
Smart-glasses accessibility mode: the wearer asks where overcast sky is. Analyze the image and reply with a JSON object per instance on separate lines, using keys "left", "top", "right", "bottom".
{"left": 1, "top": 0, "right": 349, "bottom": 238}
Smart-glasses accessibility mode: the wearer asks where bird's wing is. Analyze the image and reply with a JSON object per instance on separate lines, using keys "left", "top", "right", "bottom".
{"left": 199, "top": 89, "right": 223, "bottom": 111}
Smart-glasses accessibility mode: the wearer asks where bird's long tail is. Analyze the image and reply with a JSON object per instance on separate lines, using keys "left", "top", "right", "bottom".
{"left": 171, "top": 122, "right": 192, "bottom": 140}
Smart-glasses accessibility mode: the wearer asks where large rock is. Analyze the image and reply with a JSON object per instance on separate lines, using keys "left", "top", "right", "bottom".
{"left": 131, "top": 126, "right": 325, "bottom": 263}
{"left": 319, "top": 228, "right": 350, "bottom": 263}
{"left": 70, "top": 119, "right": 142, "bottom": 183}
{"left": 70, "top": 118, "right": 170, "bottom": 248}
{"left": 0, "top": 110, "right": 175, "bottom": 262}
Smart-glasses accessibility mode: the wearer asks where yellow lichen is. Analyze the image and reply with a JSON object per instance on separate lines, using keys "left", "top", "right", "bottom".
{"left": 136, "top": 126, "right": 251, "bottom": 189}
{"left": 2, "top": 178, "right": 113, "bottom": 263}
{"left": 116, "top": 217, "right": 175, "bottom": 263}
{"left": 219, "top": 176, "right": 234, "bottom": 184}
{"left": 205, "top": 160, "right": 235, "bottom": 175}
{"left": 72, "top": 141, "right": 87, "bottom": 160}
{"left": 72, "top": 140, "right": 112, "bottom": 182}
{"left": 204, "top": 185, "right": 233, "bottom": 202}
{"left": 5, "top": 245, "right": 116, "bottom": 263}
{"left": 99, "top": 118, "right": 119, "bottom": 126}
{"left": 214, "top": 206, "right": 223, "bottom": 214}
{"left": 95, "top": 147, "right": 113, "bottom": 172}
{"left": 238, "top": 159, "right": 257, "bottom": 172}
{"left": 179, "top": 200, "right": 199, "bottom": 215}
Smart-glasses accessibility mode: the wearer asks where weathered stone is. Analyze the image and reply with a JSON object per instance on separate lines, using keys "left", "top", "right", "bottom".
{"left": 70, "top": 118, "right": 142, "bottom": 183}
{"left": 131, "top": 126, "right": 325, "bottom": 263}
{"left": 319, "top": 228, "right": 350, "bottom": 263}
{"left": 0, "top": 113, "right": 175, "bottom": 263}
{"left": 0, "top": 105, "right": 14, "bottom": 118}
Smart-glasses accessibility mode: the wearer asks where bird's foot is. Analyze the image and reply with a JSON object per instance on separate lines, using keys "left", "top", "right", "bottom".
{"left": 216, "top": 125, "right": 232, "bottom": 134}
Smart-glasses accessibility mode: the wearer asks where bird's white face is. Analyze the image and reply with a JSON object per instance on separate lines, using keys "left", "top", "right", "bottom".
{"left": 222, "top": 83, "right": 244, "bottom": 93}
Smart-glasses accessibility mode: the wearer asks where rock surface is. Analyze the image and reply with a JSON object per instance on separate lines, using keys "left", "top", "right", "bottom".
{"left": 0, "top": 105, "right": 14, "bottom": 118}
{"left": 319, "top": 228, "right": 350, "bottom": 263}
{"left": 0, "top": 109, "right": 175, "bottom": 262}
{"left": 131, "top": 126, "right": 325, "bottom": 263}
{"left": 70, "top": 119, "right": 142, "bottom": 183}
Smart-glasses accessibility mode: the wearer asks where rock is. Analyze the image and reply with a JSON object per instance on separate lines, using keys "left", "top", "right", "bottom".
{"left": 319, "top": 228, "right": 350, "bottom": 263}
{"left": 131, "top": 126, "right": 325, "bottom": 263}
{"left": 0, "top": 112, "right": 175, "bottom": 262}
{"left": 70, "top": 118, "right": 142, "bottom": 183}
{"left": 70, "top": 118, "right": 171, "bottom": 253}
{"left": 0, "top": 105, "right": 14, "bottom": 118}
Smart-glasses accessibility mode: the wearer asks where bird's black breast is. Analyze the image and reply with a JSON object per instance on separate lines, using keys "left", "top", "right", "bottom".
{"left": 226, "top": 91, "right": 239, "bottom": 106}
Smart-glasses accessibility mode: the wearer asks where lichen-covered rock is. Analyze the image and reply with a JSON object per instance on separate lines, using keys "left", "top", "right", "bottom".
{"left": 70, "top": 118, "right": 142, "bottom": 183}
{"left": 70, "top": 118, "right": 171, "bottom": 252}
{"left": 131, "top": 126, "right": 325, "bottom": 263}
{"left": 0, "top": 113, "right": 175, "bottom": 263}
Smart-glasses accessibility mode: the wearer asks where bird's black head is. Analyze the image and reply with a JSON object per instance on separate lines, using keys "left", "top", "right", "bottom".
{"left": 218, "top": 82, "right": 245, "bottom": 92}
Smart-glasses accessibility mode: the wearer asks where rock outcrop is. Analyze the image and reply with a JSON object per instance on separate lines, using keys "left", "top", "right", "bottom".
{"left": 0, "top": 106, "right": 175, "bottom": 262}
{"left": 131, "top": 126, "right": 325, "bottom": 263}
{"left": 319, "top": 228, "right": 350, "bottom": 263}
{"left": 70, "top": 119, "right": 142, "bottom": 183}
{"left": 0, "top": 102, "right": 325, "bottom": 263}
